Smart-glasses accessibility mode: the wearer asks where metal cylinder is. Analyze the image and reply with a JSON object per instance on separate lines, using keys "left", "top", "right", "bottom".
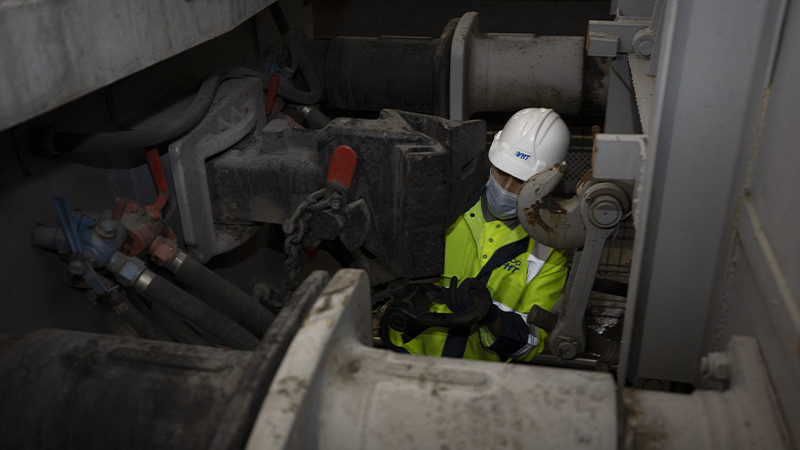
{"left": 310, "top": 12, "right": 605, "bottom": 119}
{"left": 316, "top": 29, "right": 453, "bottom": 117}
{"left": 0, "top": 329, "right": 250, "bottom": 449}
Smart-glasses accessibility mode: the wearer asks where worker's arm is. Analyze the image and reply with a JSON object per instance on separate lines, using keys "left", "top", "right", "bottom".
{"left": 477, "top": 247, "right": 569, "bottom": 361}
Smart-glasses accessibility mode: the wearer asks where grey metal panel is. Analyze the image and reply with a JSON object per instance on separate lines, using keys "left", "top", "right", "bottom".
{"left": 604, "top": 55, "right": 639, "bottom": 134}
{"left": 717, "top": 0, "right": 800, "bottom": 441}
{"left": 746, "top": 7, "right": 800, "bottom": 314}
{"left": 0, "top": 0, "right": 277, "bottom": 132}
{"left": 622, "top": 0, "right": 788, "bottom": 384}
{"left": 610, "top": 0, "right": 655, "bottom": 18}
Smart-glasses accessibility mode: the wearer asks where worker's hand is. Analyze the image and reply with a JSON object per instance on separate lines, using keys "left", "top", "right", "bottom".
{"left": 445, "top": 277, "right": 492, "bottom": 317}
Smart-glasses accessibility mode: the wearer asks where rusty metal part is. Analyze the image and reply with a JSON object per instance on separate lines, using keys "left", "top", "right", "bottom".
{"left": 518, "top": 163, "right": 587, "bottom": 249}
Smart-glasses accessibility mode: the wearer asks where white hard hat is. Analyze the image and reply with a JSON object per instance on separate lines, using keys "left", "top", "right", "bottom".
{"left": 488, "top": 108, "right": 570, "bottom": 181}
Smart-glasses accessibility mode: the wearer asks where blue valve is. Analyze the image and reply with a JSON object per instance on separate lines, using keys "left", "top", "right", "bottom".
{"left": 52, "top": 196, "right": 83, "bottom": 255}
{"left": 52, "top": 196, "right": 116, "bottom": 295}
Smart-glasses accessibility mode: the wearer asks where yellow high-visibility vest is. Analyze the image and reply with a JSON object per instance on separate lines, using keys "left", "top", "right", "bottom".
{"left": 387, "top": 198, "right": 568, "bottom": 361}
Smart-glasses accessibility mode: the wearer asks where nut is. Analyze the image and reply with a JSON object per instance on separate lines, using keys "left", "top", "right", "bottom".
{"left": 107, "top": 252, "right": 146, "bottom": 287}
{"left": 95, "top": 219, "right": 118, "bottom": 239}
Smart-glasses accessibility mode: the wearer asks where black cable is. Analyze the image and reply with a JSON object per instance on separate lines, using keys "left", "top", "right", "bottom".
{"left": 268, "top": 3, "right": 290, "bottom": 35}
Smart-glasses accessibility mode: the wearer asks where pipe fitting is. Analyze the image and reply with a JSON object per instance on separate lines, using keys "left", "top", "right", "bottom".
{"left": 107, "top": 252, "right": 147, "bottom": 288}
{"left": 166, "top": 250, "right": 189, "bottom": 273}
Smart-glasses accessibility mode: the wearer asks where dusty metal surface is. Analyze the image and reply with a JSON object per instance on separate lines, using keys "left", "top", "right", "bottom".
{"left": 206, "top": 109, "right": 488, "bottom": 279}
{"left": 0, "top": 0, "right": 277, "bottom": 132}
{"left": 0, "top": 270, "right": 329, "bottom": 449}
{"left": 450, "top": 12, "right": 588, "bottom": 120}
{"left": 168, "top": 78, "right": 265, "bottom": 262}
{"left": 246, "top": 269, "right": 618, "bottom": 449}
{"left": 621, "top": 337, "right": 793, "bottom": 449}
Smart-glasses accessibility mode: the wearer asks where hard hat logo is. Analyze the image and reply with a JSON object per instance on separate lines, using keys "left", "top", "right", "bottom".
{"left": 489, "top": 108, "right": 570, "bottom": 182}
{"left": 514, "top": 151, "right": 532, "bottom": 161}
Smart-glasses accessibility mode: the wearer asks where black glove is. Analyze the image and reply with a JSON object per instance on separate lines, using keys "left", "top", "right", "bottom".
{"left": 444, "top": 277, "right": 492, "bottom": 319}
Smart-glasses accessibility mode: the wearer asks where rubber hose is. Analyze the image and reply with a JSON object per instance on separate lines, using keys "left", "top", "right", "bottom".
{"left": 44, "top": 67, "right": 264, "bottom": 156}
{"left": 138, "top": 274, "right": 259, "bottom": 350}
{"left": 275, "top": 36, "right": 322, "bottom": 105}
{"left": 171, "top": 255, "right": 274, "bottom": 333}
{"left": 150, "top": 302, "right": 210, "bottom": 346}
{"left": 290, "top": 104, "right": 330, "bottom": 129}
{"left": 117, "top": 300, "right": 168, "bottom": 341}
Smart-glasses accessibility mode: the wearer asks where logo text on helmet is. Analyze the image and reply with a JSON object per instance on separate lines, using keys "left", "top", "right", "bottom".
{"left": 514, "top": 151, "right": 531, "bottom": 161}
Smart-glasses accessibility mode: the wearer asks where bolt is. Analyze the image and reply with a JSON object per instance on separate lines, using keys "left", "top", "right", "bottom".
{"left": 557, "top": 340, "right": 578, "bottom": 359}
{"left": 68, "top": 258, "right": 86, "bottom": 276}
{"left": 700, "top": 352, "right": 731, "bottom": 382}
{"left": 329, "top": 196, "right": 343, "bottom": 211}
{"left": 253, "top": 282, "right": 272, "bottom": 304}
{"left": 95, "top": 219, "right": 118, "bottom": 239}
{"left": 633, "top": 29, "right": 655, "bottom": 58}
{"left": 589, "top": 195, "right": 622, "bottom": 228}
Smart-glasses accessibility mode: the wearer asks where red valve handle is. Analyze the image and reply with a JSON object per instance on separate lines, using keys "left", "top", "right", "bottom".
{"left": 327, "top": 145, "right": 357, "bottom": 188}
{"left": 265, "top": 73, "right": 281, "bottom": 115}
{"left": 145, "top": 147, "right": 169, "bottom": 211}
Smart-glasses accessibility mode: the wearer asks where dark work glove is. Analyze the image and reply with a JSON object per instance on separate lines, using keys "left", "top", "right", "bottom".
{"left": 445, "top": 277, "right": 492, "bottom": 318}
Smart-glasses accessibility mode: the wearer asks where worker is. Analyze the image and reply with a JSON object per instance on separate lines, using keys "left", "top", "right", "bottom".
{"left": 382, "top": 107, "right": 570, "bottom": 362}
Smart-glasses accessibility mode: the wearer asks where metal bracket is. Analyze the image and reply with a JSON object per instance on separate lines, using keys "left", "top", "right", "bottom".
{"left": 168, "top": 78, "right": 265, "bottom": 262}
{"left": 587, "top": 17, "right": 652, "bottom": 57}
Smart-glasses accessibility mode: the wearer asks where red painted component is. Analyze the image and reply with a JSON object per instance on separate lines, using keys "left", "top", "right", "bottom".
{"left": 115, "top": 197, "right": 176, "bottom": 257}
{"left": 145, "top": 147, "right": 169, "bottom": 211}
{"left": 327, "top": 145, "right": 357, "bottom": 188}
{"left": 148, "top": 235, "right": 180, "bottom": 266}
{"left": 265, "top": 73, "right": 281, "bottom": 114}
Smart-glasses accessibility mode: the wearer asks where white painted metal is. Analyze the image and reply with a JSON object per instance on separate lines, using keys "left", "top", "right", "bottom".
{"left": 245, "top": 269, "right": 618, "bottom": 449}
{"left": 622, "top": 337, "right": 793, "bottom": 449}
{"left": 449, "top": 12, "right": 585, "bottom": 120}
{"left": 593, "top": 134, "right": 645, "bottom": 182}
{"left": 0, "top": 0, "right": 277, "bottom": 131}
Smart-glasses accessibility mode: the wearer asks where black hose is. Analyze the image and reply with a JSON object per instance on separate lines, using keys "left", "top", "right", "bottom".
{"left": 275, "top": 34, "right": 322, "bottom": 105}
{"left": 171, "top": 254, "right": 274, "bottom": 333}
{"left": 268, "top": 3, "right": 290, "bottom": 35}
{"left": 149, "top": 302, "right": 209, "bottom": 346}
{"left": 38, "top": 47, "right": 320, "bottom": 160}
{"left": 116, "top": 299, "right": 168, "bottom": 341}
{"left": 289, "top": 104, "right": 330, "bottom": 129}
{"left": 138, "top": 273, "right": 259, "bottom": 350}
{"left": 42, "top": 67, "right": 262, "bottom": 157}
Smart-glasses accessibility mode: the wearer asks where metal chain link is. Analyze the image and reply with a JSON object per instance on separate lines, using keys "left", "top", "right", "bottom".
{"left": 282, "top": 188, "right": 329, "bottom": 295}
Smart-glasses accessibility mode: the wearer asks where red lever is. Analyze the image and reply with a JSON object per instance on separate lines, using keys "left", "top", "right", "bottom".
{"left": 327, "top": 145, "right": 357, "bottom": 188}
{"left": 265, "top": 73, "right": 281, "bottom": 115}
{"left": 145, "top": 147, "right": 169, "bottom": 211}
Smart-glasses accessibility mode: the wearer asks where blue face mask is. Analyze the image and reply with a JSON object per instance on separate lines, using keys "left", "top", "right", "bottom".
{"left": 485, "top": 173, "right": 518, "bottom": 220}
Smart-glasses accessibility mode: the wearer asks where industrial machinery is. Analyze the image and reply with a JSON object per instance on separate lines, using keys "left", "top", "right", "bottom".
{"left": 0, "top": 0, "right": 797, "bottom": 448}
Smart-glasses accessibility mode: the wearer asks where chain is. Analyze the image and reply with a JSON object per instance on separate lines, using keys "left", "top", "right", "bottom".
{"left": 282, "top": 188, "right": 328, "bottom": 296}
